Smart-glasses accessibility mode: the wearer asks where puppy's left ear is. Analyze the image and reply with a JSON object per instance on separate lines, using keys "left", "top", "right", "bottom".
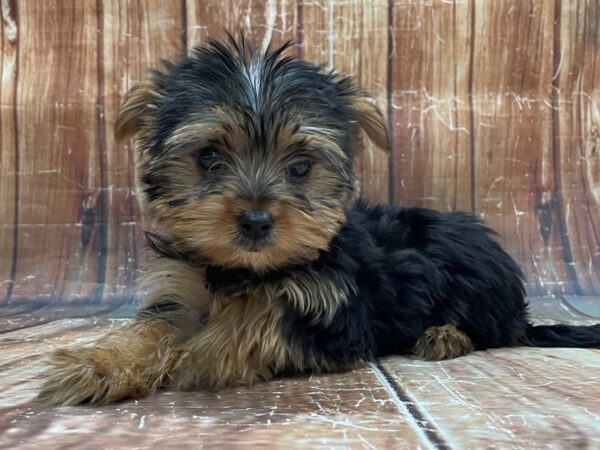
{"left": 115, "top": 81, "right": 162, "bottom": 140}
{"left": 350, "top": 94, "right": 391, "bottom": 153}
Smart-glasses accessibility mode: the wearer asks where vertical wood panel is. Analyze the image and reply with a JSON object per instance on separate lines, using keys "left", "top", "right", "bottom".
{"left": 100, "top": 1, "right": 184, "bottom": 302}
{"left": 302, "top": 0, "right": 390, "bottom": 203}
{"left": 185, "top": 0, "right": 298, "bottom": 52}
{"left": 0, "top": 1, "right": 599, "bottom": 304}
{"left": 390, "top": 1, "right": 473, "bottom": 211}
{"left": 9, "top": 0, "right": 101, "bottom": 302}
{"left": 554, "top": 0, "right": 600, "bottom": 295}
{"left": 0, "top": 0, "right": 18, "bottom": 302}
{"left": 469, "top": 0, "right": 567, "bottom": 296}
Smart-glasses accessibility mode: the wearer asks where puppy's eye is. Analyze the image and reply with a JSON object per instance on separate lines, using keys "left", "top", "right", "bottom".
{"left": 197, "top": 147, "right": 222, "bottom": 170}
{"left": 288, "top": 160, "right": 311, "bottom": 178}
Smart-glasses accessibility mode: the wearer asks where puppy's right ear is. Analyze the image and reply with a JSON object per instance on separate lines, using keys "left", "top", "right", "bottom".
{"left": 115, "top": 82, "right": 162, "bottom": 140}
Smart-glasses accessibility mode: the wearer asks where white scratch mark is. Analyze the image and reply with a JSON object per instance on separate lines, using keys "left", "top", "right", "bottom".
{"left": 480, "top": 176, "right": 506, "bottom": 219}
{"left": 552, "top": 48, "right": 564, "bottom": 81}
{"left": 510, "top": 191, "right": 525, "bottom": 236}
{"left": 357, "top": 434, "right": 377, "bottom": 450}
{"left": 430, "top": 9, "right": 446, "bottom": 44}
{"left": 308, "top": 412, "right": 380, "bottom": 432}
{"left": 1, "top": 0, "right": 17, "bottom": 42}
{"left": 328, "top": 0, "right": 336, "bottom": 66}
{"left": 261, "top": 0, "right": 277, "bottom": 55}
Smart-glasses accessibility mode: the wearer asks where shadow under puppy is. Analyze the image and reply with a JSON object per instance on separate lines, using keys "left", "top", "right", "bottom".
{"left": 39, "top": 34, "right": 600, "bottom": 406}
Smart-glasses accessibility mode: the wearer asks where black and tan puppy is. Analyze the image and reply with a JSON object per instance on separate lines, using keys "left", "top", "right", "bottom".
{"left": 38, "top": 35, "right": 600, "bottom": 405}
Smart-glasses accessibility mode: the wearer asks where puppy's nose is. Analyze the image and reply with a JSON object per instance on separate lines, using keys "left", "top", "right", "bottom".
{"left": 237, "top": 210, "right": 274, "bottom": 240}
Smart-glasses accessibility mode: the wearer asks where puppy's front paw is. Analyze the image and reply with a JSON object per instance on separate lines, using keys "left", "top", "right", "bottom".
{"left": 37, "top": 347, "right": 151, "bottom": 406}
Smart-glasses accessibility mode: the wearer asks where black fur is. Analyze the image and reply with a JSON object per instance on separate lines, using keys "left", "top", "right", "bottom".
{"left": 205, "top": 202, "right": 600, "bottom": 366}
{"left": 525, "top": 324, "right": 600, "bottom": 347}
{"left": 147, "top": 37, "right": 360, "bottom": 161}
{"left": 136, "top": 299, "right": 182, "bottom": 320}
{"left": 139, "top": 35, "right": 599, "bottom": 370}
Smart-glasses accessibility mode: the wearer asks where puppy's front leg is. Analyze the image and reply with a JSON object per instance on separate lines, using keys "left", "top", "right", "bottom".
{"left": 38, "top": 259, "right": 208, "bottom": 405}
{"left": 171, "top": 289, "right": 291, "bottom": 391}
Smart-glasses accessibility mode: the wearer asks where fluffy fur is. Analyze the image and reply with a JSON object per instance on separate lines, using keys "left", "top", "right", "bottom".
{"left": 38, "top": 34, "right": 600, "bottom": 405}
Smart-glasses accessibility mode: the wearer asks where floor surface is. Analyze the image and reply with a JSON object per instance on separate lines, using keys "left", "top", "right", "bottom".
{"left": 0, "top": 298, "right": 599, "bottom": 449}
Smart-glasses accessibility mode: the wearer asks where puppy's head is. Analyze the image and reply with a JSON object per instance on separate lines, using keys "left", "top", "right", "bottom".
{"left": 117, "top": 35, "right": 390, "bottom": 272}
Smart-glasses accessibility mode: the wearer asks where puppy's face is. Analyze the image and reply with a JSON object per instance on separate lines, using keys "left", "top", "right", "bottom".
{"left": 117, "top": 37, "right": 389, "bottom": 272}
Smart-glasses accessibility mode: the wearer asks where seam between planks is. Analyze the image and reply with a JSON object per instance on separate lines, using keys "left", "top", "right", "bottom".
{"left": 386, "top": 0, "right": 394, "bottom": 204}
{"left": 370, "top": 361, "right": 452, "bottom": 450}
{"left": 2, "top": 0, "right": 20, "bottom": 306}
{"left": 94, "top": 0, "right": 108, "bottom": 304}
{"left": 467, "top": 0, "right": 476, "bottom": 215}
{"left": 180, "top": 0, "right": 188, "bottom": 52}
{"left": 550, "top": 0, "right": 583, "bottom": 296}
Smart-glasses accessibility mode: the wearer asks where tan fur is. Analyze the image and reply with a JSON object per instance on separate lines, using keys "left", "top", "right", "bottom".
{"left": 37, "top": 320, "right": 182, "bottom": 405}
{"left": 38, "top": 250, "right": 361, "bottom": 404}
{"left": 39, "top": 45, "right": 383, "bottom": 405}
{"left": 172, "top": 280, "right": 362, "bottom": 391}
{"left": 139, "top": 258, "right": 209, "bottom": 316}
{"left": 163, "top": 107, "right": 248, "bottom": 154}
{"left": 172, "top": 285, "right": 295, "bottom": 390}
{"left": 115, "top": 82, "right": 162, "bottom": 139}
{"left": 149, "top": 194, "right": 343, "bottom": 273}
{"left": 413, "top": 324, "right": 475, "bottom": 361}
{"left": 350, "top": 94, "right": 391, "bottom": 153}
{"left": 38, "top": 258, "right": 209, "bottom": 406}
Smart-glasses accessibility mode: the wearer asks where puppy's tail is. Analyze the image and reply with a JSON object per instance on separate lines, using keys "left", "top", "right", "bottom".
{"left": 524, "top": 323, "right": 600, "bottom": 348}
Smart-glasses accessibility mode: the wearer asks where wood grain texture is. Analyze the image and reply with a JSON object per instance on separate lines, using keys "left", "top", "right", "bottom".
{"left": 7, "top": 1, "right": 102, "bottom": 303}
{"left": 302, "top": 0, "right": 391, "bottom": 203}
{"left": 468, "top": 1, "right": 568, "bottom": 297}
{"left": 0, "top": 0, "right": 19, "bottom": 302}
{"left": 0, "top": 319, "right": 431, "bottom": 449}
{"left": 380, "top": 347, "right": 600, "bottom": 448}
{"left": 100, "top": 0, "right": 184, "bottom": 303}
{"left": 0, "top": 0, "right": 599, "bottom": 304}
{"left": 185, "top": 0, "right": 298, "bottom": 52}
{"left": 390, "top": 0, "right": 473, "bottom": 212}
{"left": 0, "top": 307, "right": 598, "bottom": 448}
{"left": 553, "top": 0, "right": 600, "bottom": 296}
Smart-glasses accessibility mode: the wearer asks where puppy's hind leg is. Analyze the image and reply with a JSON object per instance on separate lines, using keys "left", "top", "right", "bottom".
{"left": 413, "top": 324, "right": 475, "bottom": 361}
{"left": 38, "top": 259, "right": 209, "bottom": 405}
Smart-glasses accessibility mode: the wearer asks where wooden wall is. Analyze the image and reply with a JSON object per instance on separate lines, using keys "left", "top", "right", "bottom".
{"left": 1, "top": 0, "right": 599, "bottom": 305}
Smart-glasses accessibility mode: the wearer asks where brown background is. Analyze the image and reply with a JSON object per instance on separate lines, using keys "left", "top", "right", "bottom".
{"left": 0, "top": 0, "right": 599, "bottom": 306}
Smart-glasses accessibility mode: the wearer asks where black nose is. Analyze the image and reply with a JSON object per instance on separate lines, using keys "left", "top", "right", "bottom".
{"left": 237, "top": 210, "right": 274, "bottom": 240}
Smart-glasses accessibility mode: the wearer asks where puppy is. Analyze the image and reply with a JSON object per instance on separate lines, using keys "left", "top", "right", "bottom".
{"left": 38, "top": 34, "right": 600, "bottom": 405}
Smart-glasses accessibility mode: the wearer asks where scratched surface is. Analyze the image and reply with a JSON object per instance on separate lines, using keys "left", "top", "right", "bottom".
{"left": 0, "top": 305, "right": 599, "bottom": 449}
{"left": 0, "top": 1, "right": 599, "bottom": 306}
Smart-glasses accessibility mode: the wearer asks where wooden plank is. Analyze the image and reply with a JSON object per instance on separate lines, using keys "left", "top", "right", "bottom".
{"left": 554, "top": 0, "right": 600, "bottom": 295}
{"left": 380, "top": 347, "right": 600, "bottom": 448}
{"left": 7, "top": 1, "right": 101, "bottom": 303}
{"left": 0, "top": 320, "right": 430, "bottom": 449}
{"left": 0, "top": 1, "right": 598, "bottom": 305}
{"left": 0, "top": 318, "right": 124, "bottom": 408}
{"left": 390, "top": 0, "right": 473, "bottom": 212}
{"left": 185, "top": 0, "right": 298, "bottom": 52}
{"left": 302, "top": 0, "right": 390, "bottom": 203}
{"left": 0, "top": 303, "right": 126, "bottom": 334}
{"left": 0, "top": 0, "right": 19, "bottom": 302}
{"left": 100, "top": 1, "right": 184, "bottom": 303}
{"left": 469, "top": 1, "right": 568, "bottom": 297}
